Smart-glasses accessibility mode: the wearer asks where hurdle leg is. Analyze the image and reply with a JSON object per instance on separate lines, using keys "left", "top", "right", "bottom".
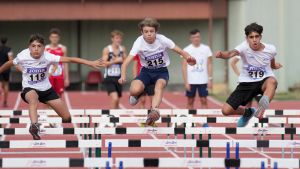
{"left": 191, "top": 123, "right": 195, "bottom": 158}
{"left": 208, "top": 134, "right": 212, "bottom": 157}
{"left": 183, "top": 123, "right": 187, "bottom": 158}
{"left": 199, "top": 134, "right": 203, "bottom": 157}
{"left": 290, "top": 124, "right": 294, "bottom": 158}
{"left": 281, "top": 123, "right": 285, "bottom": 158}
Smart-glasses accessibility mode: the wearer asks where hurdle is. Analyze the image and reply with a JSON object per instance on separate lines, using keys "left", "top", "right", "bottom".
{"left": 85, "top": 109, "right": 300, "bottom": 116}
{"left": 91, "top": 116, "right": 299, "bottom": 124}
{"left": 0, "top": 158, "right": 112, "bottom": 168}
{"left": 105, "top": 139, "right": 300, "bottom": 158}
{"left": 115, "top": 157, "right": 268, "bottom": 168}
{"left": 104, "top": 139, "right": 300, "bottom": 148}
{"left": 0, "top": 127, "right": 298, "bottom": 135}
{"left": 0, "top": 109, "right": 85, "bottom": 116}
{"left": 0, "top": 140, "right": 101, "bottom": 148}
{"left": 0, "top": 117, "right": 90, "bottom": 124}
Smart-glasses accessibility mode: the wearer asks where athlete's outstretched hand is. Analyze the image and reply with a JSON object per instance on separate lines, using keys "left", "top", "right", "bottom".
{"left": 186, "top": 56, "right": 196, "bottom": 66}
{"left": 214, "top": 51, "right": 223, "bottom": 58}
{"left": 272, "top": 62, "right": 283, "bottom": 70}
{"left": 118, "top": 76, "right": 126, "bottom": 84}
{"left": 89, "top": 59, "right": 104, "bottom": 69}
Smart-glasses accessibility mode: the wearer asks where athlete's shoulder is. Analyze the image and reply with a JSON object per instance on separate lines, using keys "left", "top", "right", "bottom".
{"left": 17, "top": 48, "right": 30, "bottom": 58}
{"left": 264, "top": 43, "right": 276, "bottom": 51}
{"left": 58, "top": 44, "right": 67, "bottom": 50}
{"left": 183, "top": 44, "right": 193, "bottom": 51}
{"left": 45, "top": 44, "right": 51, "bottom": 49}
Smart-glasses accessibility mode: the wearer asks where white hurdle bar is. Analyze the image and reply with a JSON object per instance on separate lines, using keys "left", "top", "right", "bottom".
{"left": 0, "top": 117, "right": 90, "bottom": 124}
{"left": 1, "top": 109, "right": 299, "bottom": 116}
{"left": 0, "top": 140, "right": 101, "bottom": 148}
{"left": 0, "top": 109, "right": 85, "bottom": 116}
{"left": 0, "top": 158, "right": 112, "bottom": 168}
{"left": 0, "top": 127, "right": 298, "bottom": 135}
{"left": 1, "top": 116, "right": 299, "bottom": 124}
{"left": 92, "top": 116, "right": 299, "bottom": 124}
{"left": 115, "top": 158, "right": 268, "bottom": 168}
{"left": 105, "top": 139, "right": 300, "bottom": 148}
{"left": 86, "top": 109, "right": 300, "bottom": 116}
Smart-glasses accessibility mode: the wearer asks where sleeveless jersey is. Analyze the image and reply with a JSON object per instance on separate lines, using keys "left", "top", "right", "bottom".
{"left": 104, "top": 45, "right": 123, "bottom": 78}
{"left": 45, "top": 44, "right": 64, "bottom": 77}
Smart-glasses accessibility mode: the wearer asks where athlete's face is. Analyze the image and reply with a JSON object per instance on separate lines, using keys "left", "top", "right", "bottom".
{"left": 49, "top": 33, "right": 60, "bottom": 45}
{"left": 190, "top": 32, "right": 201, "bottom": 47}
{"left": 111, "top": 35, "right": 123, "bottom": 46}
{"left": 246, "top": 31, "right": 262, "bottom": 51}
{"left": 29, "top": 40, "right": 45, "bottom": 59}
{"left": 141, "top": 26, "right": 156, "bottom": 44}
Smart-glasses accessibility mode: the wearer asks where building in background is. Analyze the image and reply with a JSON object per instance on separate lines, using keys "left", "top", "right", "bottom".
{"left": 1, "top": 0, "right": 298, "bottom": 92}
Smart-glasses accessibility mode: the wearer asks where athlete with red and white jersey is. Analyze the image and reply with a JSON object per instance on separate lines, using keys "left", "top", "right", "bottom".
{"left": 45, "top": 28, "right": 69, "bottom": 97}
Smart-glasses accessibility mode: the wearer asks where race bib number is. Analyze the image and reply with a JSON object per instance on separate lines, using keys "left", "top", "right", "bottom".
{"left": 108, "top": 65, "right": 121, "bottom": 76}
{"left": 27, "top": 68, "right": 47, "bottom": 84}
{"left": 145, "top": 52, "right": 166, "bottom": 68}
{"left": 247, "top": 66, "right": 265, "bottom": 79}
{"left": 49, "top": 65, "right": 63, "bottom": 76}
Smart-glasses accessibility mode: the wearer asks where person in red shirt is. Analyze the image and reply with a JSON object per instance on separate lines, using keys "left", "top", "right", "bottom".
{"left": 45, "top": 28, "right": 69, "bottom": 97}
{"left": 132, "top": 54, "right": 154, "bottom": 109}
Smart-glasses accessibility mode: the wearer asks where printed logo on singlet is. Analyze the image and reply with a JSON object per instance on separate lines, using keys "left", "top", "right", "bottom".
{"left": 192, "top": 59, "right": 204, "bottom": 72}
{"left": 247, "top": 65, "right": 266, "bottom": 79}
{"left": 145, "top": 52, "right": 166, "bottom": 69}
{"left": 27, "top": 67, "right": 47, "bottom": 84}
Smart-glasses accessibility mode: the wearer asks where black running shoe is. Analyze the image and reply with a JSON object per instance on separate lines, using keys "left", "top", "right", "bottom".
{"left": 146, "top": 109, "right": 160, "bottom": 126}
{"left": 29, "top": 123, "right": 41, "bottom": 140}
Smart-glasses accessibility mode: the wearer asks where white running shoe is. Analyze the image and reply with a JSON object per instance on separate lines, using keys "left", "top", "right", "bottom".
{"left": 129, "top": 96, "right": 139, "bottom": 106}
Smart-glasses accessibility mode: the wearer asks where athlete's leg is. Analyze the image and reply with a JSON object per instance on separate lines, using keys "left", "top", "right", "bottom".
{"left": 129, "top": 80, "right": 145, "bottom": 97}
{"left": 221, "top": 103, "right": 245, "bottom": 116}
{"left": 139, "top": 95, "right": 146, "bottom": 109}
{"left": 187, "top": 97, "right": 195, "bottom": 109}
{"left": 200, "top": 97, "right": 208, "bottom": 109}
{"left": 109, "top": 92, "right": 120, "bottom": 109}
{"left": 46, "top": 98, "right": 71, "bottom": 122}
{"left": 151, "top": 79, "right": 167, "bottom": 109}
{"left": 1, "top": 81, "right": 9, "bottom": 107}
{"left": 25, "top": 90, "right": 40, "bottom": 123}
{"left": 255, "top": 77, "right": 278, "bottom": 118}
{"left": 24, "top": 90, "right": 41, "bottom": 140}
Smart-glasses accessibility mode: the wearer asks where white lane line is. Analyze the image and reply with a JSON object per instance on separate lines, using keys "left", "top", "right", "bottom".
{"left": 163, "top": 96, "right": 273, "bottom": 159}
{"left": 64, "top": 92, "right": 85, "bottom": 157}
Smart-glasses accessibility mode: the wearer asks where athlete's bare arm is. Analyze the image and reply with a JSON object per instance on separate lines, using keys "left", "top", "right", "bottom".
{"left": 0, "top": 60, "right": 13, "bottom": 74}
{"left": 118, "top": 55, "right": 135, "bottom": 84}
{"left": 215, "top": 50, "right": 239, "bottom": 59}
{"left": 132, "top": 59, "right": 138, "bottom": 78}
{"left": 59, "top": 57, "right": 103, "bottom": 70}
{"left": 62, "top": 45, "right": 70, "bottom": 87}
{"left": 172, "top": 45, "right": 196, "bottom": 65}
{"left": 207, "top": 56, "right": 213, "bottom": 89}
{"left": 230, "top": 57, "right": 241, "bottom": 76}
{"left": 181, "top": 58, "right": 190, "bottom": 91}
{"left": 270, "top": 58, "right": 283, "bottom": 69}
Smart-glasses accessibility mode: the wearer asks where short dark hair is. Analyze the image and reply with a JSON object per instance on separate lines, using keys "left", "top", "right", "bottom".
{"left": 190, "top": 29, "right": 200, "bottom": 35}
{"left": 244, "top": 23, "right": 263, "bottom": 36}
{"left": 138, "top": 18, "right": 160, "bottom": 32}
{"left": 49, "top": 28, "right": 61, "bottom": 36}
{"left": 29, "top": 33, "right": 45, "bottom": 45}
{"left": 1, "top": 37, "right": 7, "bottom": 45}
